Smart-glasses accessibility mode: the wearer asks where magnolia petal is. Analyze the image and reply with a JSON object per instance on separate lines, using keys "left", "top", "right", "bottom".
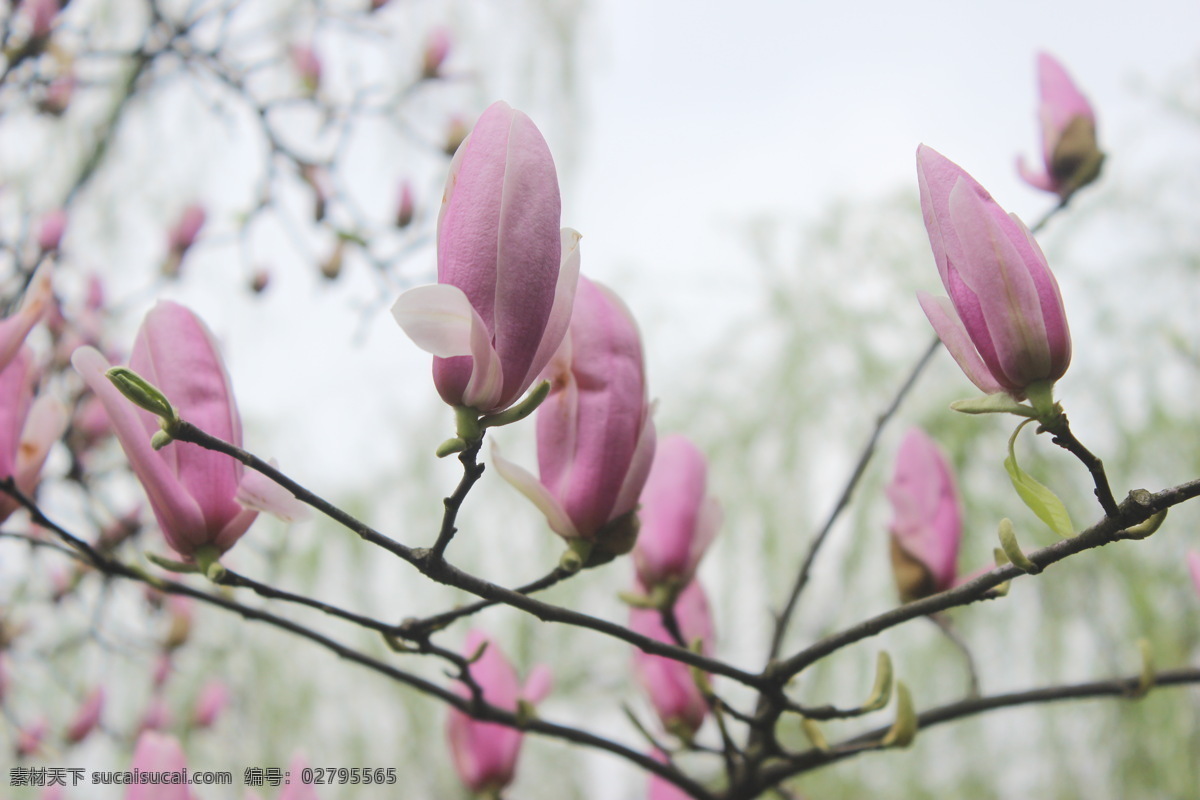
{"left": 917, "top": 293, "right": 1005, "bottom": 395}
{"left": 127, "top": 733, "right": 190, "bottom": 800}
{"left": 15, "top": 392, "right": 67, "bottom": 494}
{"left": 1016, "top": 156, "right": 1057, "bottom": 192}
{"left": 392, "top": 284, "right": 478, "bottom": 358}
{"left": 0, "top": 264, "right": 53, "bottom": 374}
{"left": 235, "top": 460, "right": 310, "bottom": 522}
{"left": 612, "top": 410, "right": 657, "bottom": 523}
{"left": 461, "top": 301, "right": 505, "bottom": 411}
{"left": 520, "top": 227, "right": 581, "bottom": 391}
{"left": 71, "top": 346, "right": 206, "bottom": 557}
{"left": 490, "top": 440, "right": 578, "bottom": 539}
{"left": 949, "top": 180, "right": 1051, "bottom": 385}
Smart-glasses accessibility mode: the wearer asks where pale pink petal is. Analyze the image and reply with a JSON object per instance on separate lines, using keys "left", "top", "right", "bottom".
{"left": 15, "top": 392, "right": 67, "bottom": 494}
{"left": 235, "top": 460, "right": 309, "bottom": 522}
{"left": 491, "top": 440, "right": 578, "bottom": 538}
{"left": 916, "top": 293, "right": 1004, "bottom": 395}
{"left": 1188, "top": 551, "right": 1200, "bottom": 599}
{"left": 519, "top": 228, "right": 581, "bottom": 391}
{"left": 278, "top": 753, "right": 319, "bottom": 800}
{"left": 0, "top": 263, "right": 52, "bottom": 373}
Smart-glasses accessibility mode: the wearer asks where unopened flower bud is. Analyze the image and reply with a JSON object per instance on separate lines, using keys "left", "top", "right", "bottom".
{"left": 421, "top": 28, "right": 451, "bottom": 79}
{"left": 395, "top": 180, "right": 415, "bottom": 228}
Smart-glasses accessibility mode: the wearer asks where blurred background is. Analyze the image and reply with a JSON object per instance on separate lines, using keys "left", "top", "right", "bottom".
{"left": 2, "top": 0, "right": 1198, "bottom": 797}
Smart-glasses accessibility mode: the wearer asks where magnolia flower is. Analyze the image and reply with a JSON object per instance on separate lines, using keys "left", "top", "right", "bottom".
{"left": 0, "top": 348, "right": 68, "bottom": 523}
{"left": 1188, "top": 551, "right": 1200, "bottom": 599}
{"left": 629, "top": 580, "right": 714, "bottom": 737}
{"left": 127, "top": 732, "right": 188, "bottom": 800}
{"left": 167, "top": 205, "right": 206, "bottom": 256}
{"left": 64, "top": 686, "right": 105, "bottom": 744}
{"left": 72, "top": 301, "right": 304, "bottom": 559}
{"left": 633, "top": 434, "right": 720, "bottom": 595}
{"left": 494, "top": 276, "right": 656, "bottom": 564}
{"left": 446, "top": 630, "right": 552, "bottom": 795}
{"left": 393, "top": 100, "right": 580, "bottom": 415}
{"left": 916, "top": 145, "right": 1071, "bottom": 400}
{"left": 1018, "top": 52, "right": 1103, "bottom": 200}
{"left": 887, "top": 428, "right": 962, "bottom": 602}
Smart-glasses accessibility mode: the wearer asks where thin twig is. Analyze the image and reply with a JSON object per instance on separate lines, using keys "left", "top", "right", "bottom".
{"left": 767, "top": 335, "right": 941, "bottom": 661}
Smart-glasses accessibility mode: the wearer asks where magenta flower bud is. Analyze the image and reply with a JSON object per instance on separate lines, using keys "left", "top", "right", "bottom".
{"left": 633, "top": 435, "right": 720, "bottom": 593}
{"left": 1017, "top": 53, "right": 1103, "bottom": 200}
{"left": 916, "top": 145, "right": 1071, "bottom": 399}
{"left": 493, "top": 277, "right": 655, "bottom": 562}
{"left": 446, "top": 630, "right": 552, "bottom": 795}
{"left": 277, "top": 754, "right": 318, "bottom": 800}
{"left": 16, "top": 717, "right": 48, "bottom": 757}
{"left": 0, "top": 348, "right": 68, "bottom": 524}
{"left": 191, "top": 680, "right": 230, "bottom": 728}
{"left": 291, "top": 44, "right": 322, "bottom": 95}
{"left": 38, "top": 71, "right": 75, "bottom": 115}
{"left": 393, "top": 101, "right": 580, "bottom": 415}
{"left": 72, "top": 302, "right": 303, "bottom": 559}
{"left": 37, "top": 209, "right": 67, "bottom": 252}
{"left": 629, "top": 580, "right": 714, "bottom": 737}
{"left": 421, "top": 27, "right": 452, "bottom": 78}
{"left": 167, "top": 205, "right": 206, "bottom": 255}
{"left": 1189, "top": 551, "right": 1200, "bottom": 600}
{"left": 886, "top": 428, "right": 962, "bottom": 602}
{"left": 64, "top": 686, "right": 105, "bottom": 744}
{"left": 21, "top": 0, "right": 59, "bottom": 42}
{"left": 127, "top": 732, "right": 188, "bottom": 800}
{"left": 395, "top": 180, "right": 415, "bottom": 228}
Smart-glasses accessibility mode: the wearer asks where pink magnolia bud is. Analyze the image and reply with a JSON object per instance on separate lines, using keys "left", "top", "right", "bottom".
{"left": 443, "top": 115, "right": 469, "bottom": 156}
{"left": 0, "top": 348, "right": 68, "bottom": 523}
{"left": 916, "top": 145, "right": 1071, "bottom": 400}
{"left": 886, "top": 428, "right": 962, "bottom": 602}
{"left": 0, "top": 263, "right": 53, "bottom": 374}
{"left": 16, "top": 717, "right": 49, "bottom": 757}
{"left": 493, "top": 277, "right": 655, "bottom": 564}
{"left": 167, "top": 205, "right": 206, "bottom": 255}
{"left": 37, "top": 209, "right": 67, "bottom": 252}
{"left": 420, "top": 28, "right": 451, "bottom": 79}
{"left": 64, "top": 686, "right": 105, "bottom": 744}
{"left": 21, "top": 0, "right": 59, "bottom": 42}
{"left": 0, "top": 654, "right": 9, "bottom": 702}
{"left": 38, "top": 71, "right": 75, "bottom": 115}
{"left": 291, "top": 44, "right": 322, "bottom": 95}
{"left": 191, "top": 680, "right": 230, "bottom": 728}
{"left": 392, "top": 101, "right": 580, "bottom": 415}
{"left": 446, "top": 630, "right": 552, "bottom": 795}
{"left": 72, "top": 301, "right": 303, "bottom": 559}
{"left": 127, "top": 732, "right": 189, "bottom": 800}
{"left": 1017, "top": 53, "right": 1103, "bottom": 200}
{"left": 629, "top": 580, "right": 714, "bottom": 737}
{"left": 633, "top": 435, "right": 720, "bottom": 594}
{"left": 1188, "top": 551, "right": 1200, "bottom": 599}
{"left": 395, "top": 180, "right": 415, "bottom": 228}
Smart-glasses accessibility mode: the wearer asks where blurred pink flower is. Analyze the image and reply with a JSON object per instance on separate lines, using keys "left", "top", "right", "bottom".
{"left": 127, "top": 732, "right": 189, "bottom": 800}
{"left": 36, "top": 209, "right": 67, "bottom": 252}
{"left": 191, "top": 680, "right": 230, "bottom": 728}
{"left": 887, "top": 428, "right": 962, "bottom": 601}
{"left": 1188, "top": 551, "right": 1200, "bottom": 599}
{"left": 421, "top": 28, "right": 451, "bottom": 78}
{"left": 0, "top": 263, "right": 53, "bottom": 373}
{"left": 0, "top": 347, "right": 68, "bottom": 523}
{"left": 446, "top": 630, "right": 551, "bottom": 795}
{"left": 1017, "top": 52, "right": 1103, "bottom": 199}
{"left": 629, "top": 580, "right": 714, "bottom": 737}
{"left": 64, "top": 686, "right": 105, "bottom": 744}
